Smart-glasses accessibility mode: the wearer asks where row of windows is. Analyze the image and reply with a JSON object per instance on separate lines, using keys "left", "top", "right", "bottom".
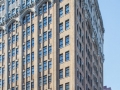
{"left": 59, "top": 67, "right": 70, "bottom": 79}
{"left": 8, "top": 74, "right": 19, "bottom": 83}
{"left": 8, "top": 35, "right": 19, "bottom": 45}
{"left": 59, "top": 19, "right": 70, "bottom": 33}
{"left": 8, "top": 61, "right": 19, "bottom": 71}
{"left": 23, "top": 13, "right": 34, "bottom": 24}
{"left": 8, "top": 0, "right": 16, "bottom": 6}
{"left": 8, "top": 8, "right": 19, "bottom": 18}
{"left": 0, "top": 80, "right": 4, "bottom": 87}
{"left": 23, "top": 38, "right": 34, "bottom": 51}
{"left": 39, "top": 45, "right": 52, "bottom": 57}
{"left": 59, "top": 4, "right": 69, "bottom": 17}
{"left": 23, "top": 52, "right": 34, "bottom": 64}
{"left": 59, "top": 51, "right": 69, "bottom": 63}
{"left": 59, "top": 82, "right": 69, "bottom": 90}
{"left": 59, "top": 35, "right": 69, "bottom": 48}
{"left": 39, "top": 61, "right": 52, "bottom": 72}
{"left": 0, "top": 67, "right": 4, "bottom": 75}
{"left": 23, "top": 66, "right": 34, "bottom": 78}
{"left": 23, "top": 81, "right": 34, "bottom": 90}
{"left": 8, "top": 48, "right": 19, "bottom": 58}
{"left": 0, "top": 42, "right": 5, "bottom": 50}
{"left": 39, "top": 31, "right": 52, "bottom": 43}
{"left": 22, "top": 0, "right": 35, "bottom": 9}
{"left": 39, "top": 16, "right": 52, "bottom": 28}
{"left": 0, "top": 55, "right": 5, "bottom": 62}
{"left": 0, "top": 5, "right": 4, "bottom": 12}
{"left": 39, "top": 75, "right": 52, "bottom": 86}
{"left": 23, "top": 24, "right": 34, "bottom": 37}
{"left": 39, "top": 2, "right": 52, "bottom": 15}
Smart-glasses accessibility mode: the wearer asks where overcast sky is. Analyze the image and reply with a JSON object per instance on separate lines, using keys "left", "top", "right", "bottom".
{"left": 98, "top": 0, "right": 120, "bottom": 89}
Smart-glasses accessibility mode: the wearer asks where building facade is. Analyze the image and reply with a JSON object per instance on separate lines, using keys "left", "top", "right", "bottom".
{"left": 103, "top": 86, "right": 112, "bottom": 90}
{"left": 0, "top": 0, "right": 104, "bottom": 90}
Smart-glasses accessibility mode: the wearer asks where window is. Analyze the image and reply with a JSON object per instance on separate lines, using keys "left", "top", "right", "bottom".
{"left": 27, "top": 40, "right": 30, "bottom": 49}
{"left": 8, "top": 65, "right": 11, "bottom": 71}
{"left": 16, "top": 61, "right": 19, "bottom": 67}
{"left": 48, "top": 2, "right": 52, "bottom": 8}
{"left": 32, "top": 38, "right": 34, "bottom": 47}
{"left": 39, "top": 36, "right": 42, "bottom": 43}
{"left": 12, "top": 61, "right": 15, "bottom": 69}
{"left": 23, "top": 58, "right": 26, "bottom": 65}
{"left": 65, "top": 20, "right": 69, "bottom": 30}
{"left": 48, "top": 16, "right": 52, "bottom": 24}
{"left": 12, "top": 8, "right": 15, "bottom": 15}
{"left": 23, "top": 45, "right": 25, "bottom": 52}
{"left": 39, "top": 50, "right": 42, "bottom": 58}
{"left": 0, "top": 55, "right": 2, "bottom": 62}
{"left": 59, "top": 8, "right": 63, "bottom": 17}
{"left": 39, "top": 7, "right": 42, "bottom": 15}
{"left": 12, "top": 74, "right": 15, "bottom": 82}
{"left": 26, "top": 14, "right": 30, "bottom": 23}
{"left": 43, "top": 4, "right": 47, "bottom": 12}
{"left": 12, "top": 35, "right": 15, "bottom": 43}
{"left": 31, "top": 13, "right": 34, "bottom": 19}
{"left": 59, "top": 54, "right": 63, "bottom": 63}
{"left": 31, "top": 24, "right": 34, "bottom": 33}
{"left": 48, "top": 31, "right": 52, "bottom": 39}
{"left": 43, "top": 17, "right": 47, "bottom": 27}
{"left": 39, "top": 77, "right": 42, "bottom": 86}
{"left": 43, "top": 61, "right": 47, "bottom": 70}
{"left": 16, "top": 48, "right": 19, "bottom": 55}
{"left": 65, "top": 67, "right": 69, "bottom": 77}
{"left": 27, "top": 68, "right": 30, "bottom": 77}
{"left": 8, "top": 52, "right": 11, "bottom": 58}
{"left": 12, "top": 0, "right": 15, "bottom": 4}
{"left": 43, "top": 46, "right": 47, "bottom": 56}
{"left": 32, "top": 52, "right": 34, "bottom": 61}
{"left": 48, "top": 75, "right": 51, "bottom": 83}
{"left": 59, "top": 0, "right": 63, "bottom": 2}
{"left": 8, "top": 77, "right": 11, "bottom": 84}
{"left": 65, "top": 35, "right": 69, "bottom": 45}
{"left": 59, "top": 85, "right": 63, "bottom": 90}
{"left": 65, "top": 51, "right": 69, "bottom": 61}
{"left": 23, "top": 71, "right": 25, "bottom": 78}
{"left": 39, "top": 22, "right": 42, "bottom": 29}
{"left": 23, "top": 31, "right": 26, "bottom": 38}
{"left": 32, "top": 66, "right": 34, "bottom": 75}
{"left": 31, "top": 82, "right": 34, "bottom": 88}
{"left": 16, "top": 74, "right": 19, "bottom": 81}
{"left": 26, "top": 82, "right": 30, "bottom": 90}
{"left": 27, "top": 26, "right": 30, "bottom": 35}
{"left": 48, "top": 61, "right": 52, "bottom": 68}
{"left": 23, "top": 85, "right": 25, "bottom": 90}
{"left": 16, "top": 35, "right": 19, "bottom": 41}
{"left": 48, "top": 46, "right": 52, "bottom": 54}
{"left": 12, "top": 48, "right": 15, "bottom": 56}
{"left": 65, "top": 83, "right": 69, "bottom": 90}
{"left": 43, "top": 32, "right": 47, "bottom": 41}
{"left": 26, "top": 54, "right": 30, "bottom": 63}
{"left": 39, "top": 65, "right": 42, "bottom": 72}
{"left": 59, "top": 69, "right": 63, "bottom": 79}
{"left": 59, "top": 23, "right": 63, "bottom": 33}
{"left": 79, "top": 13, "right": 81, "bottom": 22}
{"left": 0, "top": 43, "right": 2, "bottom": 50}
{"left": 43, "top": 75, "right": 47, "bottom": 84}
{"left": 59, "top": 38, "right": 63, "bottom": 48}
{"left": 65, "top": 4, "right": 69, "bottom": 14}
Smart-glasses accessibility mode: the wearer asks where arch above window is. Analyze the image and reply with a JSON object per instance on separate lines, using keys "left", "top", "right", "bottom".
{"left": 21, "top": 8, "right": 35, "bottom": 19}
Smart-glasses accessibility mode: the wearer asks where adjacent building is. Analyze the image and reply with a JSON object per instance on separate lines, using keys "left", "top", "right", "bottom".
{"left": 0, "top": 0, "right": 104, "bottom": 90}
